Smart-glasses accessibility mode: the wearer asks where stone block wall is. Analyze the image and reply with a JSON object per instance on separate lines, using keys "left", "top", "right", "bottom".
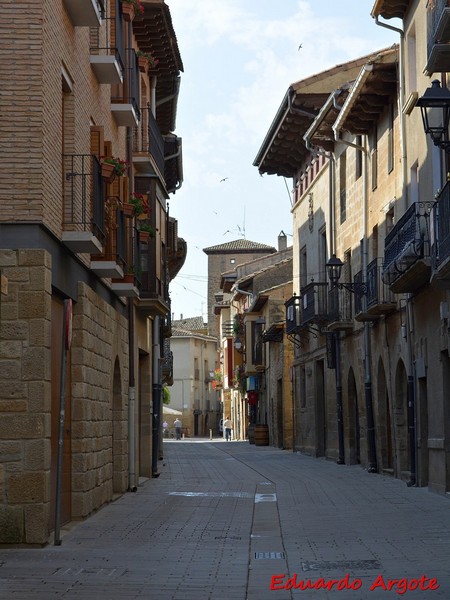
{"left": 71, "top": 282, "right": 129, "bottom": 519}
{"left": 0, "top": 249, "right": 52, "bottom": 544}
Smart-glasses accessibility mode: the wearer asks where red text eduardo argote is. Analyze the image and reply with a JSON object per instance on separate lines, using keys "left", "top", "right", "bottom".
{"left": 270, "top": 572, "right": 440, "bottom": 595}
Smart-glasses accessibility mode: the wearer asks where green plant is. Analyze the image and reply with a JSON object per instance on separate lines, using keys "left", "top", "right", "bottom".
{"left": 129, "top": 193, "right": 146, "bottom": 215}
{"left": 162, "top": 385, "right": 171, "bottom": 405}
{"left": 136, "top": 50, "right": 159, "bottom": 68}
{"left": 139, "top": 222, "right": 156, "bottom": 237}
{"left": 121, "top": 0, "right": 145, "bottom": 15}
{"left": 102, "top": 156, "right": 128, "bottom": 177}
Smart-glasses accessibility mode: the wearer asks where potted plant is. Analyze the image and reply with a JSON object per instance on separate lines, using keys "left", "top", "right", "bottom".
{"left": 136, "top": 50, "right": 159, "bottom": 73}
{"left": 129, "top": 193, "right": 146, "bottom": 217}
{"left": 212, "top": 368, "right": 223, "bottom": 390}
{"left": 138, "top": 222, "right": 156, "bottom": 242}
{"left": 101, "top": 156, "right": 128, "bottom": 180}
{"left": 120, "top": 0, "right": 144, "bottom": 22}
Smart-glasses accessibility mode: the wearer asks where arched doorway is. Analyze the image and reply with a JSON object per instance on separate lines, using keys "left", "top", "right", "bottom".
{"left": 347, "top": 368, "right": 360, "bottom": 464}
{"left": 394, "top": 360, "right": 409, "bottom": 479}
{"left": 377, "top": 359, "right": 393, "bottom": 473}
{"left": 112, "top": 357, "right": 126, "bottom": 494}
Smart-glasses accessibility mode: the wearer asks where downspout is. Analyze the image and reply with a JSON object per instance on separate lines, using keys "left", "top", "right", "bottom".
{"left": 333, "top": 130, "right": 377, "bottom": 472}
{"left": 128, "top": 299, "right": 137, "bottom": 491}
{"left": 304, "top": 89, "right": 342, "bottom": 464}
{"left": 374, "top": 17, "right": 416, "bottom": 485}
{"left": 151, "top": 315, "right": 162, "bottom": 477}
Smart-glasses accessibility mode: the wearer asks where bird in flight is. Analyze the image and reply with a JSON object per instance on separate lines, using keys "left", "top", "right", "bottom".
{"left": 298, "top": 43, "right": 303, "bottom": 50}
{"left": 219, "top": 177, "right": 228, "bottom": 182}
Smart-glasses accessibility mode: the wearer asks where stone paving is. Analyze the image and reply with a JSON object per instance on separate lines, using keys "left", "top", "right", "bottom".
{"left": 0, "top": 439, "right": 449, "bottom": 599}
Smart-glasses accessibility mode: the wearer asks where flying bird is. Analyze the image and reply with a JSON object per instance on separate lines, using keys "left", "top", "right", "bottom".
{"left": 219, "top": 177, "right": 229, "bottom": 182}
{"left": 298, "top": 43, "right": 303, "bottom": 50}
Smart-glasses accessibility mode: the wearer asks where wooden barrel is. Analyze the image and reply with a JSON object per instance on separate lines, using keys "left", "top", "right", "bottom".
{"left": 248, "top": 423, "right": 255, "bottom": 445}
{"left": 254, "top": 424, "right": 269, "bottom": 446}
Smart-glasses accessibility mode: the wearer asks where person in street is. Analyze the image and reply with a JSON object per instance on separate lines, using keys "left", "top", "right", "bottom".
{"left": 174, "top": 418, "right": 182, "bottom": 440}
{"left": 223, "top": 416, "right": 232, "bottom": 441}
{"left": 162, "top": 421, "right": 168, "bottom": 438}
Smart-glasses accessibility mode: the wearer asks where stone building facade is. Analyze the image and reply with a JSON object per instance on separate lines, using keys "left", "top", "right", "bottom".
{"left": 255, "top": 10, "right": 450, "bottom": 498}
{"left": 0, "top": 0, "right": 185, "bottom": 544}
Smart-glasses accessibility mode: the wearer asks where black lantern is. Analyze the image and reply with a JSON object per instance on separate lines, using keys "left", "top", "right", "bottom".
{"left": 326, "top": 254, "right": 344, "bottom": 287}
{"left": 326, "top": 254, "right": 367, "bottom": 295}
{"left": 416, "top": 80, "right": 450, "bottom": 150}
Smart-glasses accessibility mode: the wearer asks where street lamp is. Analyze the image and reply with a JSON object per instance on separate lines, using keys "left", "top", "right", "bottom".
{"left": 416, "top": 79, "right": 450, "bottom": 151}
{"left": 326, "top": 254, "right": 367, "bottom": 295}
{"left": 234, "top": 337, "right": 242, "bottom": 351}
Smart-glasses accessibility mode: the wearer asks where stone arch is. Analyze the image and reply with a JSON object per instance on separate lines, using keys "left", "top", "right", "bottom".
{"left": 394, "top": 359, "right": 409, "bottom": 478}
{"left": 376, "top": 358, "right": 394, "bottom": 473}
{"left": 347, "top": 367, "right": 361, "bottom": 465}
{"left": 112, "top": 356, "right": 126, "bottom": 494}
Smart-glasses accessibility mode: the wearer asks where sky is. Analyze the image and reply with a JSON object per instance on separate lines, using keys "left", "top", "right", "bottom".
{"left": 166, "top": 0, "right": 400, "bottom": 321}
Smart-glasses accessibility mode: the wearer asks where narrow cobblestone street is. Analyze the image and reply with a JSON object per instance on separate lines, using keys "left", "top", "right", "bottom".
{"left": 0, "top": 440, "right": 449, "bottom": 600}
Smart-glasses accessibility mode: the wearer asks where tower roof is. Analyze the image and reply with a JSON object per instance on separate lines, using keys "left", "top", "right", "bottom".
{"left": 203, "top": 239, "right": 276, "bottom": 255}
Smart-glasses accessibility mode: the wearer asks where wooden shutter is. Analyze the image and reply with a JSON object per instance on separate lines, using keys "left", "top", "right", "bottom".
{"left": 90, "top": 126, "right": 104, "bottom": 158}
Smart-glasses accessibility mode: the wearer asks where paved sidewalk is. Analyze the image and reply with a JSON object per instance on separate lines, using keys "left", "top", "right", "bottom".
{"left": 0, "top": 439, "right": 449, "bottom": 599}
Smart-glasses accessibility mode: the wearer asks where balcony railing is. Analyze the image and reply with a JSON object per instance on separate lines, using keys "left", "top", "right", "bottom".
{"left": 426, "top": 0, "right": 450, "bottom": 73}
{"left": 432, "top": 181, "right": 450, "bottom": 284}
{"left": 285, "top": 295, "right": 302, "bottom": 334}
{"left": 327, "top": 286, "right": 352, "bottom": 330}
{"left": 382, "top": 201, "right": 434, "bottom": 292}
{"left": 133, "top": 106, "right": 165, "bottom": 175}
{"left": 354, "top": 259, "right": 397, "bottom": 319}
{"left": 300, "top": 281, "right": 328, "bottom": 325}
{"left": 62, "top": 154, "right": 105, "bottom": 245}
{"left": 89, "top": 13, "right": 125, "bottom": 84}
{"left": 111, "top": 48, "right": 141, "bottom": 124}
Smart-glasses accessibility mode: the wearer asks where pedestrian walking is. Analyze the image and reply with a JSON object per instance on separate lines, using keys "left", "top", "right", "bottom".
{"left": 162, "top": 421, "right": 168, "bottom": 438}
{"left": 223, "top": 416, "right": 232, "bottom": 441}
{"left": 174, "top": 418, "right": 182, "bottom": 440}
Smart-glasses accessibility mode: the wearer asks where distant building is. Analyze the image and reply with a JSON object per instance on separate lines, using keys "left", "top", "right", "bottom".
{"left": 203, "top": 239, "right": 276, "bottom": 336}
{"left": 170, "top": 319, "right": 219, "bottom": 437}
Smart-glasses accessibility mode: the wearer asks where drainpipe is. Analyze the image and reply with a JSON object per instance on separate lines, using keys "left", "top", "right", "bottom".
{"left": 333, "top": 130, "right": 377, "bottom": 473}
{"left": 128, "top": 298, "right": 137, "bottom": 491}
{"left": 151, "top": 315, "right": 162, "bottom": 477}
{"left": 374, "top": 17, "right": 416, "bottom": 484}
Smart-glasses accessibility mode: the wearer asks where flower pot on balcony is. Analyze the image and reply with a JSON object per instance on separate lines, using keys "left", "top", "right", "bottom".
{"left": 139, "top": 230, "right": 150, "bottom": 243}
{"left": 101, "top": 162, "right": 116, "bottom": 183}
{"left": 121, "top": 1, "right": 135, "bottom": 21}
{"left": 122, "top": 202, "right": 135, "bottom": 217}
{"left": 138, "top": 56, "right": 149, "bottom": 73}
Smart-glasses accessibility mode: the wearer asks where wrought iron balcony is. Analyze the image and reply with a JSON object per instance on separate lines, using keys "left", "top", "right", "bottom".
{"left": 90, "top": 12, "right": 125, "bottom": 84}
{"left": 111, "top": 49, "right": 141, "bottom": 126}
{"left": 61, "top": 154, "right": 105, "bottom": 254}
{"left": 162, "top": 339, "right": 173, "bottom": 386}
{"left": 133, "top": 106, "right": 165, "bottom": 176}
{"left": 327, "top": 285, "right": 353, "bottom": 331}
{"left": 111, "top": 225, "right": 141, "bottom": 297}
{"left": 425, "top": 0, "right": 450, "bottom": 74}
{"left": 300, "top": 281, "right": 328, "bottom": 326}
{"left": 354, "top": 259, "right": 397, "bottom": 321}
{"left": 382, "top": 201, "right": 434, "bottom": 293}
{"left": 91, "top": 203, "right": 127, "bottom": 278}
{"left": 285, "top": 295, "right": 302, "bottom": 335}
{"left": 431, "top": 181, "right": 450, "bottom": 286}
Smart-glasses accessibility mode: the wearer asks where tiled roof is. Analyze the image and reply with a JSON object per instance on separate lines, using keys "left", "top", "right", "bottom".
{"left": 203, "top": 239, "right": 276, "bottom": 254}
{"left": 172, "top": 316, "right": 206, "bottom": 331}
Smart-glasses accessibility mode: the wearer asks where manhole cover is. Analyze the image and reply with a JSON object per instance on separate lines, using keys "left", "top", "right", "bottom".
{"left": 255, "top": 552, "right": 285, "bottom": 559}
